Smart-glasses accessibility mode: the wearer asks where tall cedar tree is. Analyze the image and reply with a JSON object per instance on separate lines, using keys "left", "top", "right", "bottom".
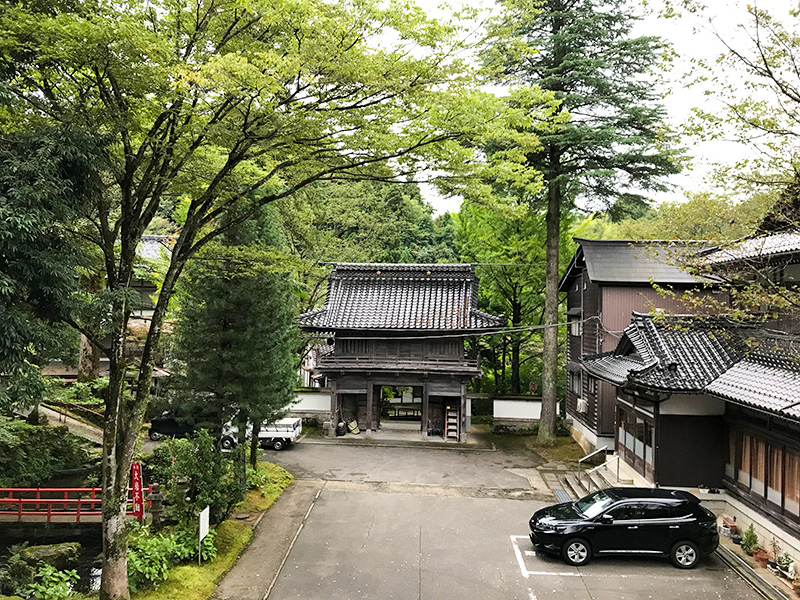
{"left": 173, "top": 205, "right": 298, "bottom": 473}
{"left": 483, "top": 0, "right": 681, "bottom": 441}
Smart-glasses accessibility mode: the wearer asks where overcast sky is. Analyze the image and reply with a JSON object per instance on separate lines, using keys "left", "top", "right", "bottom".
{"left": 411, "top": 0, "right": 795, "bottom": 214}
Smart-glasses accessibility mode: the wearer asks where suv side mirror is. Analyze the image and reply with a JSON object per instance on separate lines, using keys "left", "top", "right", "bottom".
{"left": 599, "top": 514, "right": 613, "bottom": 524}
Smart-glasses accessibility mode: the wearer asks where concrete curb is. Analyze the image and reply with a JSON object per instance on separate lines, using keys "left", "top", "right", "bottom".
{"left": 715, "top": 544, "right": 790, "bottom": 600}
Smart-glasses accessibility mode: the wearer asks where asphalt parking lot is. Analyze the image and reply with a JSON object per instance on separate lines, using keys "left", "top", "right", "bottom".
{"left": 260, "top": 442, "right": 763, "bottom": 600}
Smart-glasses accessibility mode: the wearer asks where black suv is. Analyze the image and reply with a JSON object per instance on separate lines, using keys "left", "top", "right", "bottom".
{"left": 529, "top": 487, "right": 719, "bottom": 569}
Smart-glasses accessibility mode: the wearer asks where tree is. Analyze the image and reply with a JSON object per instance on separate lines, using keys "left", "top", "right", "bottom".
{"left": 482, "top": 0, "right": 682, "bottom": 442}
{"left": 0, "top": 126, "right": 96, "bottom": 409}
{"left": 455, "top": 200, "right": 547, "bottom": 394}
{"left": 673, "top": 2, "right": 800, "bottom": 182}
{"left": 172, "top": 205, "right": 298, "bottom": 474}
{"left": 0, "top": 1, "right": 545, "bottom": 596}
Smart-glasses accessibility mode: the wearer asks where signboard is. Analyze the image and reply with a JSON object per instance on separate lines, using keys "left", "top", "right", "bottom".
{"left": 199, "top": 505, "right": 210, "bottom": 541}
{"left": 198, "top": 505, "right": 210, "bottom": 566}
{"left": 131, "top": 462, "right": 144, "bottom": 520}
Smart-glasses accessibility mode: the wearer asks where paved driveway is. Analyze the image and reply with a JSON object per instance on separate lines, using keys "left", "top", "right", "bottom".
{"left": 233, "top": 442, "right": 762, "bottom": 600}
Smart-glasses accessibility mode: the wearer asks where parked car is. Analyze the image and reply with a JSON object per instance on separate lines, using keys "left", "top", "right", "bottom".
{"left": 148, "top": 410, "right": 195, "bottom": 440}
{"left": 220, "top": 417, "right": 303, "bottom": 451}
{"left": 529, "top": 487, "right": 719, "bottom": 569}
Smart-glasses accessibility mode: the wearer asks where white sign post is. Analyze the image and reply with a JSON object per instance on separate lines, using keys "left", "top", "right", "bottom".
{"left": 198, "top": 505, "right": 210, "bottom": 566}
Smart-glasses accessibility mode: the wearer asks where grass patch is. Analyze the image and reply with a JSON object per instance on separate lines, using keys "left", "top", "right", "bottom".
{"left": 527, "top": 436, "right": 585, "bottom": 464}
{"left": 131, "top": 461, "right": 292, "bottom": 600}
{"left": 132, "top": 520, "right": 252, "bottom": 600}
{"left": 236, "top": 463, "right": 294, "bottom": 513}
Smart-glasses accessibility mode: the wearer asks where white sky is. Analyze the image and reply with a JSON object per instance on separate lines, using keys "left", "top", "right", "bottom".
{"left": 411, "top": 0, "right": 796, "bottom": 215}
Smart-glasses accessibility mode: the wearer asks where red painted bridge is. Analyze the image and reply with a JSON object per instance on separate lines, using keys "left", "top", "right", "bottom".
{"left": 0, "top": 487, "right": 153, "bottom": 523}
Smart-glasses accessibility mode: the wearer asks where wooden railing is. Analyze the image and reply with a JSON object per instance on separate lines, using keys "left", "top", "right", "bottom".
{"left": 0, "top": 487, "right": 153, "bottom": 523}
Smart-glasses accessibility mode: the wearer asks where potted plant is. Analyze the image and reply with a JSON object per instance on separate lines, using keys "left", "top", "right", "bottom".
{"left": 741, "top": 524, "right": 760, "bottom": 556}
{"left": 754, "top": 547, "right": 774, "bottom": 568}
{"left": 777, "top": 553, "right": 795, "bottom": 579}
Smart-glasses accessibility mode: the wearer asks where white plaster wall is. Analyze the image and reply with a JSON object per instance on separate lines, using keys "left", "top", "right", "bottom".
{"left": 493, "top": 399, "right": 542, "bottom": 420}
{"left": 292, "top": 390, "right": 331, "bottom": 412}
{"left": 659, "top": 394, "right": 726, "bottom": 416}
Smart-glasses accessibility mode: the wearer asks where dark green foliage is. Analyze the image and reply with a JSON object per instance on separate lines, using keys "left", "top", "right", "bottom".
{"left": 126, "top": 523, "right": 218, "bottom": 592}
{"left": 0, "top": 126, "right": 99, "bottom": 410}
{"left": 172, "top": 205, "right": 299, "bottom": 467}
{"left": 485, "top": 0, "right": 681, "bottom": 208}
{"left": 281, "top": 180, "right": 456, "bottom": 265}
{"left": 146, "top": 432, "right": 246, "bottom": 526}
{"left": 0, "top": 418, "right": 95, "bottom": 487}
{"left": 0, "top": 543, "right": 79, "bottom": 600}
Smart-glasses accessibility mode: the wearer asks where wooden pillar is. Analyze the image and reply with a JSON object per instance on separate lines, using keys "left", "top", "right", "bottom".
{"left": 421, "top": 381, "right": 429, "bottom": 438}
{"left": 460, "top": 382, "right": 468, "bottom": 442}
{"left": 366, "top": 379, "right": 373, "bottom": 435}
{"left": 328, "top": 380, "right": 338, "bottom": 438}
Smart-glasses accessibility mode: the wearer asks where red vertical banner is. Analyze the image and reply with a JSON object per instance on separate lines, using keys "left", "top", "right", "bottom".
{"left": 131, "top": 462, "right": 144, "bottom": 520}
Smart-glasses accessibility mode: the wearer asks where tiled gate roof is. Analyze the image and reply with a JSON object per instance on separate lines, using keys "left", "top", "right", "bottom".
{"left": 299, "top": 263, "right": 504, "bottom": 331}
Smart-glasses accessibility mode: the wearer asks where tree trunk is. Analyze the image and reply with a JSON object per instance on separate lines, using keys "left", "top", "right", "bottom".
{"left": 78, "top": 334, "right": 101, "bottom": 381}
{"left": 510, "top": 300, "right": 522, "bottom": 394}
{"left": 99, "top": 245, "right": 189, "bottom": 600}
{"left": 538, "top": 173, "right": 561, "bottom": 444}
{"left": 249, "top": 421, "right": 261, "bottom": 469}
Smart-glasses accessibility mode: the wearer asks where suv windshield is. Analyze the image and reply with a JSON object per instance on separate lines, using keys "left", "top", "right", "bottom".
{"left": 574, "top": 490, "right": 618, "bottom": 519}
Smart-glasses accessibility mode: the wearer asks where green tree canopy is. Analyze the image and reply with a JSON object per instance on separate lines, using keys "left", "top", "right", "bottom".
{"left": 0, "top": 0, "right": 551, "bottom": 596}
{"left": 482, "top": 0, "right": 682, "bottom": 441}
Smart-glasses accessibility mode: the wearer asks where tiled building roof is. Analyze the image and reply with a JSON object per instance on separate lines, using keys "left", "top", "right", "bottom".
{"left": 560, "top": 239, "right": 710, "bottom": 290}
{"left": 702, "top": 231, "right": 800, "bottom": 265}
{"left": 583, "top": 314, "right": 800, "bottom": 421}
{"left": 706, "top": 345, "right": 800, "bottom": 421}
{"left": 137, "top": 235, "right": 175, "bottom": 260}
{"left": 298, "top": 263, "right": 504, "bottom": 331}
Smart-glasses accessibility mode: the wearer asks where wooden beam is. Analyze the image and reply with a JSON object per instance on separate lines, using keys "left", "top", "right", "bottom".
{"left": 366, "top": 379, "right": 374, "bottom": 434}
{"left": 422, "top": 381, "right": 429, "bottom": 438}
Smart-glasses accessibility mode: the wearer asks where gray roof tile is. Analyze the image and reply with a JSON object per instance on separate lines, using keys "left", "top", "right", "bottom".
{"left": 299, "top": 263, "right": 504, "bottom": 331}
{"left": 583, "top": 313, "right": 800, "bottom": 420}
{"left": 703, "top": 231, "right": 800, "bottom": 265}
{"left": 566, "top": 239, "right": 708, "bottom": 286}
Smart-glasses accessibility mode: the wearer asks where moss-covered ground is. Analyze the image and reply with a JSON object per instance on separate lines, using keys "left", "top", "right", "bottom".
{"left": 129, "top": 462, "right": 293, "bottom": 600}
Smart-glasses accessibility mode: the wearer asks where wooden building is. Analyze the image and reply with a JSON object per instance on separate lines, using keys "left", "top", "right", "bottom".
{"left": 584, "top": 312, "right": 800, "bottom": 537}
{"left": 299, "top": 263, "right": 503, "bottom": 440}
{"left": 559, "top": 239, "right": 721, "bottom": 452}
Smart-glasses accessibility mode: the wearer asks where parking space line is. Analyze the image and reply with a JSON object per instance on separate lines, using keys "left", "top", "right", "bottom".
{"left": 511, "top": 535, "right": 530, "bottom": 579}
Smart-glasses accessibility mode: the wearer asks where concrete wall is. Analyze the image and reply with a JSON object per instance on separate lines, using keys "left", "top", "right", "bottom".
{"left": 493, "top": 397, "right": 541, "bottom": 432}
{"left": 288, "top": 389, "right": 331, "bottom": 425}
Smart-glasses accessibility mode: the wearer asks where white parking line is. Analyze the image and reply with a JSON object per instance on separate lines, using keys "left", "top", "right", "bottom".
{"left": 511, "top": 536, "right": 583, "bottom": 578}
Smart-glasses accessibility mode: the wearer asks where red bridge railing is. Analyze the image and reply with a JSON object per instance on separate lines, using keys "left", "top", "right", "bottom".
{"left": 0, "top": 487, "right": 153, "bottom": 523}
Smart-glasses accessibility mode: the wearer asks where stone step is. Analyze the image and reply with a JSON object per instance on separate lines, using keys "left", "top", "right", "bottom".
{"left": 563, "top": 472, "right": 588, "bottom": 499}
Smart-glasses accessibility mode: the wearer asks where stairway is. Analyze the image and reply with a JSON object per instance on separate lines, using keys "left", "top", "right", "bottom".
{"left": 549, "top": 454, "right": 635, "bottom": 501}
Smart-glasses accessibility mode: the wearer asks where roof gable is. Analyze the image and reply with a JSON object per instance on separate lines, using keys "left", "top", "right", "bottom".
{"left": 299, "top": 263, "right": 504, "bottom": 331}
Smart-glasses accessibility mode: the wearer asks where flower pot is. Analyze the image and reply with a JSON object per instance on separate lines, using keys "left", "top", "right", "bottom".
{"left": 754, "top": 549, "right": 774, "bottom": 568}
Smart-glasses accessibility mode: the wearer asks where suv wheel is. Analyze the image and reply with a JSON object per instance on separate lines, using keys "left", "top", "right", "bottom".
{"left": 148, "top": 430, "right": 163, "bottom": 441}
{"left": 670, "top": 541, "right": 700, "bottom": 569}
{"left": 562, "top": 538, "right": 591, "bottom": 566}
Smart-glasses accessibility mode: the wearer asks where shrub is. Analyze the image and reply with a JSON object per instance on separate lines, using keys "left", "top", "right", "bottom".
{"left": 23, "top": 564, "right": 78, "bottom": 600}
{"left": 126, "top": 523, "right": 219, "bottom": 592}
{"left": 741, "top": 523, "right": 760, "bottom": 554}
{"left": 127, "top": 526, "right": 178, "bottom": 592}
{"left": 0, "top": 419, "right": 95, "bottom": 487}
{"left": 145, "top": 430, "right": 246, "bottom": 526}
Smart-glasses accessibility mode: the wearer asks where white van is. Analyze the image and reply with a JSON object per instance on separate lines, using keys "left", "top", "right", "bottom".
{"left": 221, "top": 417, "right": 303, "bottom": 451}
